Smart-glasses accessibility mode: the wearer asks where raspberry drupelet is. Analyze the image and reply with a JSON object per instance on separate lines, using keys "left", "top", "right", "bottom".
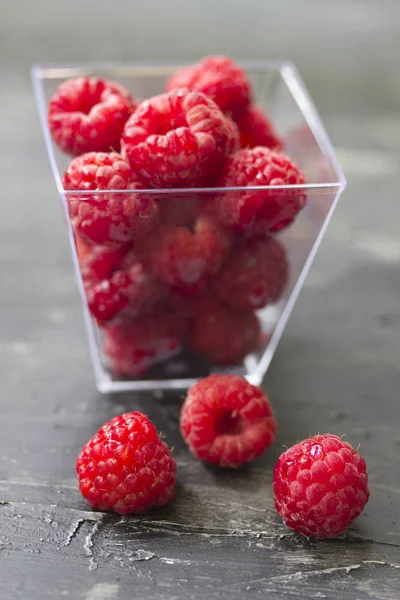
{"left": 121, "top": 88, "right": 239, "bottom": 188}
{"left": 48, "top": 76, "right": 136, "bottom": 155}
{"left": 76, "top": 412, "right": 176, "bottom": 514}
{"left": 273, "top": 434, "right": 370, "bottom": 539}
{"left": 63, "top": 152, "right": 159, "bottom": 246}
{"left": 216, "top": 147, "right": 307, "bottom": 235}
{"left": 180, "top": 375, "right": 276, "bottom": 467}
{"left": 167, "top": 56, "right": 252, "bottom": 119}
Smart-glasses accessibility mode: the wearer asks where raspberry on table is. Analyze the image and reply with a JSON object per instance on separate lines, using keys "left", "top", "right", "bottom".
{"left": 167, "top": 56, "right": 252, "bottom": 119}
{"left": 81, "top": 245, "right": 166, "bottom": 324}
{"left": 103, "top": 310, "right": 186, "bottom": 377}
{"left": 273, "top": 434, "right": 370, "bottom": 539}
{"left": 48, "top": 76, "right": 136, "bottom": 155}
{"left": 153, "top": 214, "right": 232, "bottom": 294}
{"left": 236, "top": 105, "right": 283, "bottom": 150}
{"left": 216, "top": 147, "right": 307, "bottom": 235}
{"left": 180, "top": 374, "right": 276, "bottom": 467}
{"left": 213, "top": 235, "right": 289, "bottom": 310}
{"left": 63, "top": 152, "right": 159, "bottom": 246}
{"left": 76, "top": 412, "right": 176, "bottom": 514}
{"left": 188, "top": 298, "right": 261, "bottom": 365}
{"left": 121, "top": 89, "right": 239, "bottom": 188}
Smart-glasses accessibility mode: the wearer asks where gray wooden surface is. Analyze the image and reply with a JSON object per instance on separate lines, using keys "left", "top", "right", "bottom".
{"left": 1, "top": 1, "right": 400, "bottom": 598}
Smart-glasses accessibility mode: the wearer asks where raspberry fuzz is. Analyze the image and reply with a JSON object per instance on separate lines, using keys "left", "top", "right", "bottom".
{"left": 273, "top": 434, "right": 369, "bottom": 539}
{"left": 216, "top": 147, "right": 307, "bottom": 235}
{"left": 48, "top": 76, "right": 135, "bottom": 155}
{"left": 180, "top": 375, "right": 276, "bottom": 467}
{"left": 76, "top": 412, "right": 176, "bottom": 514}
{"left": 64, "top": 152, "right": 159, "bottom": 246}
{"left": 213, "top": 235, "right": 289, "bottom": 310}
{"left": 121, "top": 88, "right": 239, "bottom": 188}
{"left": 167, "top": 56, "right": 251, "bottom": 119}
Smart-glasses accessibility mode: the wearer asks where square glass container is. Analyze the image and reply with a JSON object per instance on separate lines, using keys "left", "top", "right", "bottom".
{"left": 31, "top": 61, "right": 346, "bottom": 393}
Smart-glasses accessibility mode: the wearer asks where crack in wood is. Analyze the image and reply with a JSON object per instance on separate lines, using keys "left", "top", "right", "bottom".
{"left": 346, "top": 532, "right": 400, "bottom": 549}
{"left": 83, "top": 517, "right": 104, "bottom": 571}
{"left": 0, "top": 479, "right": 77, "bottom": 490}
{"left": 205, "top": 499, "right": 269, "bottom": 514}
{"left": 62, "top": 518, "right": 85, "bottom": 547}
{"left": 236, "top": 560, "right": 400, "bottom": 588}
{"left": 136, "top": 519, "right": 291, "bottom": 539}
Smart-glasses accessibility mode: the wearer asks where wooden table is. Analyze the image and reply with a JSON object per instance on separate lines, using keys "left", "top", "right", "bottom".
{"left": 1, "top": 1, "right": 400, "bottom": 598}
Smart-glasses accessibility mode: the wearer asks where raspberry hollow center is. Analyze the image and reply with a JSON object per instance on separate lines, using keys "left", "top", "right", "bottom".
{"left": 76, "top": 89, "right": 103, "bottom": 115}
{"left": 214, "top": 410, "right": 245, "bottom": 436}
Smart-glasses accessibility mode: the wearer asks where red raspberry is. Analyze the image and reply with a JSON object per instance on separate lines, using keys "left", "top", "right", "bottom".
{"left": 273, "top": 434, "right": 370, "bottom": 539}
{"left": 76, "top": 412, "right": 176, "bottom": 514}
{"left": 216, "top": 147, "right": 307, "bottom": 235}
{"left": 81, "top": 245, "right": 165, "bottom": 324}
{"left": 153, "top": 215, "right": 232, "bottom": 295}
{"left": 180, "top": 375, "right": 276, "bottom": 467}
{"left": 48, "top": 76, "right": 135, "bottom": 155}
{"left": 167, "top": 56, "right": 251, "bottom": 119}
{"left": 63, "top": 152, "right": 159, "bottom": 246}
{"left": 103, "top": 310, "right": 186, "bottom": 377}
{"left": 121, "top": 89, "right": 239, "bottom": 188}
{"left": 236, "top": 105, "right": 283, "bottom": 150}
{"left": 213, "top": 236, "right": 289, "bottom": 310}
{"left": 188, "top": 298, "right": 261, "bottom": 365}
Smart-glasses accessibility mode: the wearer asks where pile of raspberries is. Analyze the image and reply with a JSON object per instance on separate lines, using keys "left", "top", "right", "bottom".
{"left": 48, "top": 56, "right": 306, "bottom": 378}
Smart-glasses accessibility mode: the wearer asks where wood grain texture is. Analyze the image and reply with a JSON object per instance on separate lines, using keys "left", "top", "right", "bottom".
{"left": 1, "top": 1, "right": 400, "bottom": 598}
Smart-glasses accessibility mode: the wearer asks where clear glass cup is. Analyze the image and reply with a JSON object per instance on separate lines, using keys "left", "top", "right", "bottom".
{"left": 31, "top": 61, "right": 346, "bottom": 393}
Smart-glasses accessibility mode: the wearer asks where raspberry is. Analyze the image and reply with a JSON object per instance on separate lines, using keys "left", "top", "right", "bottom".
{"left": 63, "top": 152, "right": 159, "bottom": 246}
{"left": 103, "top": 310, "right": 186, "bottom": 377}
{"left": 236, "top": 105, "right": 283, "bottom": 150}
{"left": 188, "top": 298, "right": 261, "bottom": 365}
{"left": 76, "top": 412, "right": 176, "bottom": 514}
{"left": 81, "top": 245, "right": 165, "bottom": 324}
{"left": 167, "top": 56, "right": 251, "bottom": 119}
{"left": 213, "top": 236, "right": 289, "bottom": 310}
{"left": 153, "top": 215, "right": 231, "bottom": 295}
{"left": 48, "top": 76, "right": 135, "bottom": 155}
{"left": 273, "top": 434, "right": 370, "bottom": 539}
{"left": 121, "top": 89, "right": 239, "bottom": 188}
{"left": 216, "top": 147, "right": 307, "bottom": 235}
{"left": 180, "top": 375, "right": 276, "bottom": 467}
